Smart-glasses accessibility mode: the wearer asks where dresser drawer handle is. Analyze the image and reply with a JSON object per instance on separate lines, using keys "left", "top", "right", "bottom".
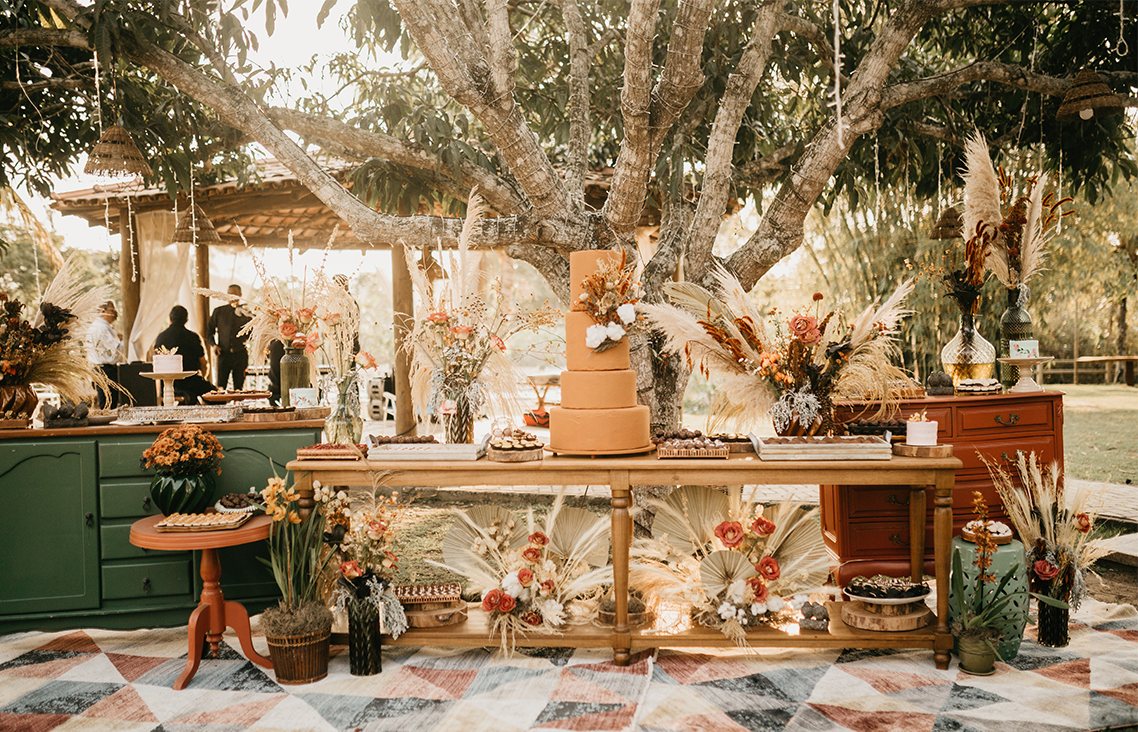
{"left": 142, "top": 577, "right": 152, "bottom": 593}
{"left": 84, "top": 512, "right": 94, "bottom": 527}
{"left": 889, "top": 533, "right": 905, "bottom": 546}
{"left": 886, "top": 494, "right": 909, "bottom": 507}
{"left": 994, "top": 413, "right": 1020, "bottom": 427}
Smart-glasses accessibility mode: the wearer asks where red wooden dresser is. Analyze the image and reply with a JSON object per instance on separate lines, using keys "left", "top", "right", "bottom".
{"left": 822, "top": 391, "right": 1064, "bottom": 585}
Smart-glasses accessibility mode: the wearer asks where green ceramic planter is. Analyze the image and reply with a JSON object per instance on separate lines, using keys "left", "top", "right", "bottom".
{"left": 149, "top": 472, "right": 215, "bottom": 515}
{"left": 949, "top": 537, "right": 1030, "bottom": 661}
{"left": 958, "top": 634, "right": 997, "bottom": 675}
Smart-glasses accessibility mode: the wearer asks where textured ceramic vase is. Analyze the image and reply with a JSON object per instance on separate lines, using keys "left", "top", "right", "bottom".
{"left": 445, "top": 394, "right": 475, "bottom": 444}
{"left": 949, "top": 537, "right": 1029, "bottom": 661}
{"left": 999, "top": 287, "right": 1034, "bottom": 388}
{"left": 1037, "top": 600, "right": 1071, "bottom": 648}
{"left": 149, "top": 472, "right": 215, "bottom": 515}
{"left": 346, "top": 597, "right": 383, "bottom": 675}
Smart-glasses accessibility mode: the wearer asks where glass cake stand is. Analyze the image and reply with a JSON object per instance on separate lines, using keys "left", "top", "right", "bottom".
{"left": 997, "top": 357, "right": 1053, "bottom": 393}
{"left": 142, "top": 371, "right": 196, "bottom": 407}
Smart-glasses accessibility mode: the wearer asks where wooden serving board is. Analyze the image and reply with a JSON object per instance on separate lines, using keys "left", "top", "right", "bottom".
{"left": 892, "top": 443, "right": 954, "bottom": 458}
{"left": 155, "top": 512, "right": 251, "bottom": 532}
{"left": 840, "top": 600, "right": 931, "bottom": 632}
{"left": 0, "top": 418, "right": 31, "bottom": 430}
{"left": 243, "top": 410, "right": 298, "bottom": 422}
{"left": 296, "top": 447, "right": 364, "bottom": 460}
{"left": 487, "top": 446, "right": 544, "bottom": 463}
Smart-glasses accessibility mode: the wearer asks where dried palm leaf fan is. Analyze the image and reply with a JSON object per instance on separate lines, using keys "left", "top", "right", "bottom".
{"left": 84, "top": 124, "right": 152, "bottom": 178}
{"left": 171, "top": 204, "right": 221, "bottom": 246}
{"left": 1056, "top": 69, "right": 1125, "bottom": 121}
{"left": 929, "top": 204, "right": 963, "bottom": 239}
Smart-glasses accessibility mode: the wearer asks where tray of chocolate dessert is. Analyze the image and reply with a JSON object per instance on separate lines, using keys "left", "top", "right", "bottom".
{"left": 754, "top": 435, "right": 892, "bottom": 461}
{"left": 657, "top": 435, "right": 730, "bottom": 459}
{"left": 202, "top": 389, "right": 272, "bottom": 404}
{"left": 708, "top": 433, "right": 756, "bottom": 453}
{"left": 487, "top": 428, "right": 544, "bottom": 462}
{"left": 841, "top": 575, "right": 932, "bottom": 631}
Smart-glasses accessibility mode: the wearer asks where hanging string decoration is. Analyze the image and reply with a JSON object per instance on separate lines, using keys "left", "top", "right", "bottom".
{"left": 831, "top": 0, "right": 846, "bottom": 147}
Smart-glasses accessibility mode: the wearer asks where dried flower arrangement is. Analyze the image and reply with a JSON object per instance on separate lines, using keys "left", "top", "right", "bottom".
{"left": 429, "top": 493, "right": 612, "bottom": 652}
{"left": 960, "top": 131, "right": 1072, "bottom": 299}
{"left": 141, "top": 424, "right": 223, "bottom": 477}
{"left": 403, "top": 190, "right": 559, "bottom": 430}
{"left": 318, "top": 480, "right": 408, "bottom": 640}
{"left": 0, "top": 257, "right": 110, "bottom": 408}
{"left": 630, "top": 487, "right": 829, "bottom": 644}
{"left": 573, "top": 249, "right": 643, "bottom": 352}
{"left": 641, "top": 266, "right": 913, "bottom": 433}
{"left": 984, "top": 452, "right": 1105, "bottom": 611}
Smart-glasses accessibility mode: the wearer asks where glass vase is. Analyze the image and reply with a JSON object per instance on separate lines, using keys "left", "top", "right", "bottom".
{"left": 444, "top": 393, "right": 475, "bottom": 444}
{"left": 941, "top": 307, "right": 996, "bottom": 385}
{"left": 999, "top": 287, "right": 1034, "bottom": 388}
{"left": 1037, "top": 600, "right": 1070, "bottom": 648}
{"left": 325, "top": 373, "right": 363, "bottom": 445}
{"left": 346, "top": 597, "right": 382, "bottom": 675}
{"left": 279, "top": 347, "right": 311, "bottom": 408}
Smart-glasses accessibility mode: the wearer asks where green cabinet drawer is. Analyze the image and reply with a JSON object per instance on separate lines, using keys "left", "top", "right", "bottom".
{"left": 98, "top": 439, "right": 154, "bottom": 478}
{"left": 100, "top": 523, "right": 188, "bottom": 561}
{"left": 100, "top": 480, "right": 160, "bottom": 519}
{"left": 102, "top": 558, "right": 192, "bottom": 600}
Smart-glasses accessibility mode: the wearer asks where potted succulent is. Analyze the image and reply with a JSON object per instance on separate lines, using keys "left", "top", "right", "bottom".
{"left": 259, "top": 473, "right": 334, "bottom": 684}
{"left": 321, "top": 483, "right": 408, "bottom": 676}
{"left": 141, "top": 425, "right": 223, "bottom": 515}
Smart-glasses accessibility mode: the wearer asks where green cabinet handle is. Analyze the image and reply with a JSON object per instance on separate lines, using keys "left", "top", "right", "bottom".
{"left": 84, "top": 512, "right": 94, "bottom": 527}
{"left": 142, "top": 577, "right": 152, "bottom": 593}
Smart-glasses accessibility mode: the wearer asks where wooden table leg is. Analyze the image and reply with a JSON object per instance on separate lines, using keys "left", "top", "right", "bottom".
{"left": 224, "top": 600, "right": 273, "bottom": 669}
{"left": 294, "top": 470, "right": 315, "bottom": 518}
{"left": 175, "top": 603, "right": 210, "bottom": 690}
{"left": 200, "top": 548, "right": 227, "bottom": 656}
{"left": 610, "top": 470, "right": 632, "bottom": 666}
{"left": 933, "top": 471, "right": 954, "bottom": 669}
{"left": 909, "top": 486, "right": 927, "bottom": 584}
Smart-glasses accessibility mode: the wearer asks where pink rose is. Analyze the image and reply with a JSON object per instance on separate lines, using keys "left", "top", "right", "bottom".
{"left": 751, "top": 516, "right": 776, "bottom": 536}
{"left": 714, "top": 521, "right": 745, "bottom": 548}
{"left": 539, "top": 579, "right": 555, "bottom": 597}
{"left": 427, "top": 311, "right": 449, "bottom": 324}
{"left": 450, "top": 325, "right": 473, "bottom": 340}
{"left": 323, "top": 311, "right": 342, "bottom": 326}
{"left": 1034, "top": 560, "right": 1059, "bottom": 581}
{"left": 789, "top": 314, "right": 821, "bottom": 345}
{"left": 297, "top": 307, "right": 315, "bottom": 322}
{"left": 758, "top": 556, "right": 781, "bottom": 581}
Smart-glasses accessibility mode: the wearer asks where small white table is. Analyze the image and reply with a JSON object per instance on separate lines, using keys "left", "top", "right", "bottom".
{"left": 142, "top": 371, "right": 196, "bottom": 407}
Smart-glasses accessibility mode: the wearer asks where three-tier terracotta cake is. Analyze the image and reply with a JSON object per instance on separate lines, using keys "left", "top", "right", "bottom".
{"left": 549, "top": 250, "right": 652, "bottom": 455}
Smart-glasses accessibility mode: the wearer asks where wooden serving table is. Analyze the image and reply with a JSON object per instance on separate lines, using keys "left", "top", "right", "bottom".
{"left": 130, "top": 514, "right": 274, "bottom": 689}
{"left": 288, "top": 454, "right": 961, "bottom": 668}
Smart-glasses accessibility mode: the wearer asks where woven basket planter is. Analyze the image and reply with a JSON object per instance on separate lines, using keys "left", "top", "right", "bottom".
{"left": 266, "top": 630, "right": 331, "bottom": 684}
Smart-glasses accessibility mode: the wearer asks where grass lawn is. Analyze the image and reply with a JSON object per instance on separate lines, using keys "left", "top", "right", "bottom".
{"left": 1058, "top": 384, "right": 1138, "bottom": 485}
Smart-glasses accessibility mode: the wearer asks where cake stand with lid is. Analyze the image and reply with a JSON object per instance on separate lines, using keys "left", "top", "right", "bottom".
{"left": 142, "top": 371, "right": 196, "bottom": 407}
{"left": 997, "top": 356, "right": 1053, "bottom": 393}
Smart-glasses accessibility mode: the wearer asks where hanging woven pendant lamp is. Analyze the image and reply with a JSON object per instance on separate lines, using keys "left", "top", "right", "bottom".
{"left": 929, "top": 204, "right": 963, "bottom": 239}
{"left": 1056, "top": 70, "right": 1124, "bottom": 121}
{"left": 171, "top": 204, "right": 220, "bottom": 246}
{"left": 84, "top": 124, "right": 152, "bottom": 178}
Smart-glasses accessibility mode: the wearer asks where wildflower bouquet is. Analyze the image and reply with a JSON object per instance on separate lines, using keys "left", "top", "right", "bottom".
{"left": 431, "top": 494, "right": 612, "bottom": 651}
{"left": 642, "top": 266, "right": 913, "bottom": 433}
{"left": 141, "top": 424, "right": 223, "bottom": 477}
{"left": 630, "top": 487, "right": 829, "bottom": 644}
{"left": 573, "top": 249, "right": 643, "bottom": 352}
{"left": 403, "top": 190, "right": 559, "bottom": 438}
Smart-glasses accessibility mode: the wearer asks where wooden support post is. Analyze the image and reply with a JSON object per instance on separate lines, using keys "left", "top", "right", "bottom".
{"left": 909, "top": 486, "right": 927, "bottom": 584}
{"left": 609, "top": 470, "right": 632, "bottom": 666}
{"left": 194, "top": 243, "right": 211, "bottom": 378}
{"left": 118, "top": 207, "right": 141, "bottom": 360}
{"left": 933, "top": 471, "right": 954, "bottom": 670}
{"left": 392, "top": 245, "right": 416, "bottom": 437}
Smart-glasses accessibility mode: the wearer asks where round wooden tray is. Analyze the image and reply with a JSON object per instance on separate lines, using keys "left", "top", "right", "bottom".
{"left": 487, "top": 446, "right": 545, "bottom": 462}
{"left": 892, "top": 443, "right": 954, "bottom": 458}
{"left": 962, "top": 525, "right": 1014, "bottom": 545}
{"left": 841, "top": 600, "right": 931, "bottom": 632}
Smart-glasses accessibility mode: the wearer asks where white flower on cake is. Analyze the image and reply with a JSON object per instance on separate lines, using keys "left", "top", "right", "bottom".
{"left": 501, "top": 571, "right": 523, "bottom": 598}
{"left": 585, "top": 324, "right": 609, "bottom": 349}
{"left": 605, "top": 322, "right": 626, "bottom": 342}
{"left": 616, "top": 303, "right": 637, "bottom": 325}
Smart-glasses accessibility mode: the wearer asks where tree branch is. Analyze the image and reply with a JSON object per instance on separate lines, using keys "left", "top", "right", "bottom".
{"left": 0, "top": 28, "right": 88, "bottom": 48}
{"left": 561, "top": 0, "right": 591, "bottom": 205}
{"left": 605, "top": 0, "right": 715, "bottom": 240}
{"left": 484, "top": 0, "right": 517, "bottom": 102}
{"left": 266, "top": 107, "right": 523, "bottom": 214}
{"left": 392, "top": 0, "right": 572, "bottom": 223}
{"left": 685, "top": 3, "right": 779, "bottom": 281}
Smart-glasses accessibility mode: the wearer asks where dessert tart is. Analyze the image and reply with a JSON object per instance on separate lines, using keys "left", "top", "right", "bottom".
{"left": 155, "top": 512, "right": 251, "bottom": 532}
{"left": 215, "top": 491, "right": 262, "bottom": 514}
{"left": 962, "top": 519, "right": 1014, "bottom": 545}
{"left": 487, "top": 427, "right": 544, "bottom": 462}
{"left": 956, "top": 378, "right": 1002, "bottom": 395}
{"left": 845, "top": 574, "right": 930, "bottom": 603}
{"left": 368, "top": 434, "right": 438, "bottom": 446}
{"left": 295, "top": 442, "right": 368, "bottom": 460}
{"left": 657, "top": 435, "right": 729, "bottom": 459}
{"left": 708, "top": 432, "right": 756, "bottom": 453}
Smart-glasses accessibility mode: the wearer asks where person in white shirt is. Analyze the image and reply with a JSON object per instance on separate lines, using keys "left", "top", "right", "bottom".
{"left": 86, "top": 301, "right": 122, "bottom": 407}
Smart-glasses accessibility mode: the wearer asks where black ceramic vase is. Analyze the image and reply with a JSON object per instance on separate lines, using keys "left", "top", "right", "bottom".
{"left": 346, "top": 597, "right": 383, "bottom": 675}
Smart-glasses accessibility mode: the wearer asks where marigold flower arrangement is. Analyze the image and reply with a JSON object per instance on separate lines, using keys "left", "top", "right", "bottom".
{"left": 141, "top": 424, "right": 223, "bottom": 477}
{"left": 631, "top": 487, "right": 830, "bottom": 644}
{"left": 403, "top": 190, "right": 559, "bottom": 434}
{"left": 985, "top": 452, "right": 1105, "bottom": 612}
{"left": 573, "top": 249, "right": 643, "bottom": 352}
{"left": 642, "top": 266, "right": 914, "bottom": 433}
{"left": 431, "top": 493, "right": 612, "bottom": 652}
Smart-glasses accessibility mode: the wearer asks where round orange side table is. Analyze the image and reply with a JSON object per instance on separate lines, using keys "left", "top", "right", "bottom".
{"left": 130, "top": 513, "right": 274, "bottom": 690}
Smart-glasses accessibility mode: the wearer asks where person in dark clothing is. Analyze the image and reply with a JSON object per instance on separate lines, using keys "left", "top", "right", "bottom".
{"left": 266, "top": 339, "right": 285, "bottom": 405}
{"left": 206, "top": 284, "right": 253, "bottom": 390}
{"left": 153, "top": 305, "right": 215, "bottom": 403}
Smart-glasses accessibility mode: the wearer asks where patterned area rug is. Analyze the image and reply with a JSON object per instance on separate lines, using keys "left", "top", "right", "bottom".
{"left": 1, "top": 599, "right": 1137, "bottom": 731}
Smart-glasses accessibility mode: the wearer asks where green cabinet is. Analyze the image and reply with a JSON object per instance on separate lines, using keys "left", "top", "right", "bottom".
{"left": 0, "top": 440, "right": 99, "bottom": 615}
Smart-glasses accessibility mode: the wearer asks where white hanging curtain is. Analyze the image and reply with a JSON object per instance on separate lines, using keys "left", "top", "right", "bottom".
{"left": 127, "top": 210, "right": 199, "bottom": 360}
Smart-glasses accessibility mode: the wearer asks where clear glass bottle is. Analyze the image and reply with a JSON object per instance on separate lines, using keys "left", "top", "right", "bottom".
{"left": 941, "top": 308, "right": 996, "bottom": 384}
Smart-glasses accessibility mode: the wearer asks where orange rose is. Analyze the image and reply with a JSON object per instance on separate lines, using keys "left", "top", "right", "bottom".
{"left": 528, "top": 531, "right": 549, "bottom": 547}
{"left": 279, "top": 321, "right": 298, "bottom": 339}
{"left": 450, "top": 325, "right": 473, "bottom": 340}
{"left": 427, "top": 311, "right": 449, "bottom": 324}
{"left": 482, "top": 588, "right": 504, "bottom": 612}
{"left": 497, "top": 593, "right": 517, "bottom": 613}
{"left": 340, "top": 560, "right": 363, "bottom": 580}
{"left": 758, "top": 555, "right": 781, "bottom": 581}
{"left": 1075, "top": 512, "right": 1092, "bottom": 533}
{"left": 788, "top": 314, "right": 821, "bottom": 345}
{"left": 750, "top": 516, "right": 776, "bottom": 536}
{"left": 297, "top": 307, "right": 315, "bottom": 322}
{"left": 714, "top": 521, "right": 745, "bottom": 548}
{"left": 522, "top": 610, "right": 543, "bottom": 625}
{"left": 747, "top": 577, "right": 768, "bottom": 603}
{"left": 521, "top": 546, "right": 542, "bottom": 563}
{"left": 517, "top": 568, "right": 535, "bottom": 587}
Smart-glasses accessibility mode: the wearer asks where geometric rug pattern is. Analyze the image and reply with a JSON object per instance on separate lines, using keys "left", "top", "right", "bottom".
{"left": 2, "top": 598, "right": 1137, "bottom": 731}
